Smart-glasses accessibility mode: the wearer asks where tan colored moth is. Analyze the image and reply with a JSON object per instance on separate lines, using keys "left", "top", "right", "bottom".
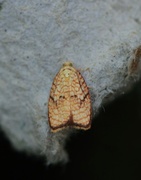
{"left": 48, "top": 62, "right": 91, "bottom": 132}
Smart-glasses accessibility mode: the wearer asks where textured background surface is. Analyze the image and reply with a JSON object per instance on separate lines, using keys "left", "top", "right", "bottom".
{"left": 0, "top": 0, "right": 141, "bottom": 164}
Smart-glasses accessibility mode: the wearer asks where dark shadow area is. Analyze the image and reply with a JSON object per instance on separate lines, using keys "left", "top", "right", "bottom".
{"left": 1, "top": 81, "right": 141, "bottom": 180}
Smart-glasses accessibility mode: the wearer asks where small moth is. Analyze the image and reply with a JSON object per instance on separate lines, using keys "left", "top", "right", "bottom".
{"left": 48, "top": 62, "right": 92, "bottom": 132}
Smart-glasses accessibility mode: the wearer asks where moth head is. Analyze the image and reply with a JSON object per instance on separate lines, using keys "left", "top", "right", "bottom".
{"left": 63, "top": 61, "right": 73, "bottom": 67}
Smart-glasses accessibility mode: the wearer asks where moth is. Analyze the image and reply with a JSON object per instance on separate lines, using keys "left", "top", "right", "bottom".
{"left": 48, "top": 62, "right": 92, "bottom": 132}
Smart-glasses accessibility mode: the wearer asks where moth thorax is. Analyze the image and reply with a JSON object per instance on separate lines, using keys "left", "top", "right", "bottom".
{"left": 63, "top": 62, "right": 73, "bottom": 67}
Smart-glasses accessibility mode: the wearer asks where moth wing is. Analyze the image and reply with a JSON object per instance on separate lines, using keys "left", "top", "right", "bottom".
{"left": 71, "top": 71, "right": 91, "bottom": 130}
{"left": 48, "top": 72, "right": 71, "bottom": 132}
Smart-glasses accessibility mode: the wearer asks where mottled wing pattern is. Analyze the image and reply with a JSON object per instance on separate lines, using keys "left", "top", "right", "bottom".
{"left": 71, "top": 70, "right": 91, "bottom": 129}
{"left": 48, "top": 62, "right": 91, "bottom": 132}
{"left": 48, "top": 67, "right": 71, "bottom": 131}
